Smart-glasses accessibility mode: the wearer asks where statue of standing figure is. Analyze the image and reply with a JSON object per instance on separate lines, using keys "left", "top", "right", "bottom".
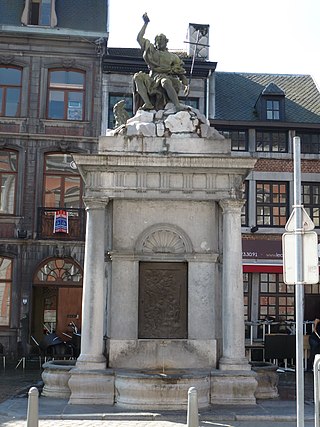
{"left": 133, "top": 13, "right": 189, "bottom": 112}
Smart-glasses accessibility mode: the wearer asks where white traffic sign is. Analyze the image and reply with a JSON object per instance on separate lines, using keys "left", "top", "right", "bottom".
{"left": 285, "top": 207, "right": 315, "bottom": 232}
{"left": 282, "top": 231, "right": 319, "bottom": 284}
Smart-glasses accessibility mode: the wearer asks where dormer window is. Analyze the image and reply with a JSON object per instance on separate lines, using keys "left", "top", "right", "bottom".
{"left": 266, "top": 100, "right": 280, "bottom": 120}
{"left": 255, "top": 83, "right": 285, "bottom": 121}
{"left": 21, "top": 0, "right": 57, "bottom": 27}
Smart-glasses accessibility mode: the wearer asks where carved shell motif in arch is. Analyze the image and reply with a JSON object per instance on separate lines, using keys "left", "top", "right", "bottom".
{"left": 142, "top": 229, "right": 186, "bottom": 254}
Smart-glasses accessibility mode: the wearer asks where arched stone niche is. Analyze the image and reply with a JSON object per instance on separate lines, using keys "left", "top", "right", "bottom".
{"left": 135, "top": 223, "right": 193, "bottom": 256}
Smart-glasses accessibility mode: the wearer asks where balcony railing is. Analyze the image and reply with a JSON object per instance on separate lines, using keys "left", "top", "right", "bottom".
{"left": 37, "top": 208, "right": 86, "bottom": 241}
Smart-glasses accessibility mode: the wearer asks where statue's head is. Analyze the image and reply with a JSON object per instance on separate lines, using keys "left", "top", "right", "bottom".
{"left": 154, "top": 33, "right": 168, "bottom": 50}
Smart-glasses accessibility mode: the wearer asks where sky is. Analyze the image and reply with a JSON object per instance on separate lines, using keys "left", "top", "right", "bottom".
{"left": 108, "top": 0, "right": 320, "bottom": 90}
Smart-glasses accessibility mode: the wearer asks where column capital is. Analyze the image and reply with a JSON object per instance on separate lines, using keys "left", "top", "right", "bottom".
{"left": 219, "top": 198, "right": 244, "bottom": 213}
{"left": 83, "top": 197, "right": 109, "bottom": 210}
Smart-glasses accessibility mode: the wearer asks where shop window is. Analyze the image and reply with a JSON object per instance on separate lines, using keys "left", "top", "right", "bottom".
{"left": 256, "top": 181, "right": 288, "bottom": 227}
{"left": 47, "top": 70, "right": 85, "bottom": 121}
{"left": 0, "top": 67, "right": 22, "bottom": 117}
{"left": 21, "top": 0, "right": 57, "bottom": 27}
{"left": 302, "top": 182, "right": 320, "bottom": 227}
{"left": 297, "top": 132, "right": 320, "bottom": 154}
{"left": 44, "top": 153, "right": 82, "bottom": 208}
{"left": 0, "top": 150, "right": 18, "bottom": 215}
{"left": 259, "top": 273, "right": 295, "bottom": 322}
{"left": 256, "top": 130, "right": 288, "bottom": 152}
{"left": 0, "top": 257, "right": 12, "bottom": 326}
{"left": 243, "top": 272, "right": 250, "bottom": 322}
{"left": 218, "top": 129, "right": 248, "bottom": 151}
{"left": 241, "top": 181, "right": 248, "bottom": 226}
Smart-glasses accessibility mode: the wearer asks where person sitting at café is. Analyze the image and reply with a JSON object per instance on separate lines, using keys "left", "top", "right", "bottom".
{"left": 308, "top": 318, "right": 320, "bottom": 371}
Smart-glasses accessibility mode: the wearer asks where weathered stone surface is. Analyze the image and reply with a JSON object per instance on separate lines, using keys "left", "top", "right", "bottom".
{"left": 251, "top": 361, "right": 279, "bottom": 399}
{"left": 68, "top": 368, "right": 115, "bottom": 405}
{"left": 156, "top": 122, "right": 165, "bottom": 137}
{"left": 126, "top": 121, "right": 156, "bottom": 137}
{"left": 201, "top": 123, "right": 225, "bottom": 140}
{"left": 210, "top": 370, "right": 258, "bottom": 405}
{"left": 127, "top": 110, "right": 154, "bottom": 124}
{"left": 109, "top": 105, "right": 226, "bottom": 139}
{"left": 164, "top": 111, "right": 196, "bottom": 133}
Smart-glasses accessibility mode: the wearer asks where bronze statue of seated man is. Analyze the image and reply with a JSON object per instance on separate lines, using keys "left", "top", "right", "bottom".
{"left": 133, "top": 13, "right": 189, "bottom": 112}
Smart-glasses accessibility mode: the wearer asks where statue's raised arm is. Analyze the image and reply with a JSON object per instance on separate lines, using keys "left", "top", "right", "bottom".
{"left": 137, "top": 13, "right": 150, "bottom": 48}
{"left": 133, "top": 14, "right": 189, "bottom": 112}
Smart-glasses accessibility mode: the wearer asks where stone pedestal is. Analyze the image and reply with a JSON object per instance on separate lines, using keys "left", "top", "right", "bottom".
{"left": 64, "top": 112, "right": 257, "bottom": 408}
{"left": 210, "top": 370, "right": 257, "bottom": 405}
{"left": 68, "top": 368, "right": 114, "bottom": 405}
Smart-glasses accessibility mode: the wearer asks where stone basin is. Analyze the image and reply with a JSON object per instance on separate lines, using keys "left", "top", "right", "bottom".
{"left": 250, "top": 361, "right": 279, "bottom": 399}
{"left": 114, "top": 368, "right": 210, "bottom": 409}
{"left": 42, "top": 360, "right": 76, "bottom": 399}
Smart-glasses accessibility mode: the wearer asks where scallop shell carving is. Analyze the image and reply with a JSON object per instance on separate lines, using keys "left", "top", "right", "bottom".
{"left": 142, "top": 230, "right": 186, "bottom": 253}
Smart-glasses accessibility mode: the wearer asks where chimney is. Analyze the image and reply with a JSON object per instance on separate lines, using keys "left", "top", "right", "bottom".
{"left": 187, "top": 23, "right": 210, "bottom": 59}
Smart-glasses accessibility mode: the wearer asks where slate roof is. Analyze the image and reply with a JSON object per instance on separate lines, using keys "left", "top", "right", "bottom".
{"left": 56, "top": 0, "right": 107, "bottom": 32}
{"left": 0, "top": 0, "right": 25, "bottom": 26}
{"left": 0, "top": 0, "right": 107, "bottom": 33}
{"left": 214, "top": 72, "right": 320, "bottom": 124}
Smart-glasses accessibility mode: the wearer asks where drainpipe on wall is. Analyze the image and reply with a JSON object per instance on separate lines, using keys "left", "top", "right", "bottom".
{"left": 205, "top": 69, "right": 212, "bottom": 119}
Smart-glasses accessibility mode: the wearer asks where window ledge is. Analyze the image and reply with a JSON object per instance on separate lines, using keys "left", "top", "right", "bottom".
{"left": 0, "top": 216, "right": 22, "bottom": 224}
{"left": 40, "top": 119, "right": 90, "bottom": 127}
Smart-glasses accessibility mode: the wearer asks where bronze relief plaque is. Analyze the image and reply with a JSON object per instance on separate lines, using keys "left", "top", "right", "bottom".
{"left": 139, "top": 262, "right": 187, "bottom": 339}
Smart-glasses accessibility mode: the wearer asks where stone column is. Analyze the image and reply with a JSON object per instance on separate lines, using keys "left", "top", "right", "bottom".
{"left": 76, "top": 198, "right": 108, "bottom": 369}
{"left": 219, "top": 198, "right": 250, "bottom": 371}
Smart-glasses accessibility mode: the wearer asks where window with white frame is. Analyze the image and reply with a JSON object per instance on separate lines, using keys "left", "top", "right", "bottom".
{"left": 0, "top": 150, "right": 18, "bottom": 215}
{"left": 47, "top": 70, "right": 85, "bottom": 121}
{"left": 21, "top": 0, "right": 57, "bottom": 27}
{"left": 0, "top": 67, "right": 22, "bottom": 117}
{"left": 0, "top": 257, "right": 12, "bottom": 326}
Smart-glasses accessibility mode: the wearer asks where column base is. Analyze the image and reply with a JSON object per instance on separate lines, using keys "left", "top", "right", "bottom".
{"left": 76, "top": 353, "right": 106, "bottom": 370}
{"left": 210, "top": 369, "right": 257, "bottom": 405}
{"left": 68, "top": 368, "right": 114, "bottom": 405}
{"left": 219, "top": 356, "right": 251, "bottom": 371}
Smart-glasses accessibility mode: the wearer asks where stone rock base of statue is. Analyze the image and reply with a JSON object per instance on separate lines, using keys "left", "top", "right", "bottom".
{"left": 68, "top": 368, "right": 114, "bottom": 405}
{"left": 210, "top": 370, "right": 257, "bottom": 405}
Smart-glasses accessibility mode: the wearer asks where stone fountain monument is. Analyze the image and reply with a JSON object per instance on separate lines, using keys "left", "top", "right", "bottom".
{"left": 42, "top": 14, "right": 258, "bottom": 409}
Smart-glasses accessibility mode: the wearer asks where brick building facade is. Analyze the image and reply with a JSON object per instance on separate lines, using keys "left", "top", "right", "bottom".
{"left": 0, "top": 0, "right": 107, "bottom": 357}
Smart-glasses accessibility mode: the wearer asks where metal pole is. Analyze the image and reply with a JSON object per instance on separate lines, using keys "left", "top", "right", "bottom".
{"left": 314, "top": 355, "right": 320, "bottom": 427}
{"left": 293, "top": 136, "right": 304, "bottom": 427}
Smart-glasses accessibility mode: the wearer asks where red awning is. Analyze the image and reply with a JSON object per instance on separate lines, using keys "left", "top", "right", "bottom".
{"left": 243, "top": 264, "right": 283, "bottom": 273}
